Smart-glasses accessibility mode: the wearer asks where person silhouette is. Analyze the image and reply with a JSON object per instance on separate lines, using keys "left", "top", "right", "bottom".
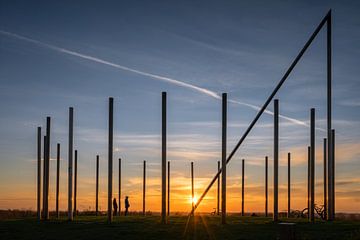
{"left": 125, "top": 196, "right": 130, "bottom": 216}
{"left": 113, "top": 198, "right": 118, "bottom": 216}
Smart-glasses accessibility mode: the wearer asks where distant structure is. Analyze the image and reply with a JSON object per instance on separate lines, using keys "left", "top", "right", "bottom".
{"left": 68, "top": 107, "right": 74, "bottom": 221}
{"left": 56, "top": 143, "right": 60, "bottom": 219}
{"left": 33, "top": 10, "right": 335, "bottom": 223}
{"left": 161, "top": 92, "right": 167, "bottom": 224}
{"left": 143, "top": 160, "right": 146, "bottom": 215}
{"left": 96, "top": 155, "right": 99, "bottom": 216}
{"left": 108, "top": 98, "right": 113, "bottom": 223}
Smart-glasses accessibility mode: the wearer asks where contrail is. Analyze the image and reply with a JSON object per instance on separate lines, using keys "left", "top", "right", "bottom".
{"left": 0, "top": 30, "right": 318, "bottom": 130}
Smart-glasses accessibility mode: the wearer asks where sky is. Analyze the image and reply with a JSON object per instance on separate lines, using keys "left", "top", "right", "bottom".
{"left": 0, "top": 0, "right": 359, "bottom": 213}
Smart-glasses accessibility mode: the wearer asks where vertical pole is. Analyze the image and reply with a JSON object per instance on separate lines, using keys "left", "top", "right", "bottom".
{"left": 42, "top": 135, "right": 46, "bottom": 219}
{"left": 37, "top": 127, "right": 41, "bottom": 221}
{"left": 68, "top": 107, "right": 74, "bottom": 221}
{"left": 217, "top": 161, "right": 220, "bottom": 215}
{"left": 307, "top": 146, "right": 310, "bottom": 220}
{"left": 161, "top": 92, "right": 167, "bottom": 224}
{"left": 191, "top": 162, "right": 194, "bottom": 215}
{"left": 108, "top": 97, "right": 113, "bottom": 223}
{"left": 241, "top": 159, "right": 245, "bottom": 216}
{"left": 96, "top": 155, "right": 99, "bottom": 216}
{"left": 56, "top": 143, "right": 60, "bottom": 218}
{"left": 326, "top": 10, "right": 333, "bottom": 222}
{"left": 221, "top": 93, "right": 227, "bottom": 224}
{"left": 287, "top": 152, "right": 291, "bottom": 218}
{"left": 323, "top": 138, "right": 327, "bottom": 220}
{"left": 273, "top": 99, "right": 279, "bottom": 222}
{"left": 119, "top": 158, "right": 121, "bottom": 216}
{"left": 265, "top": 156, "right": 268, "bottom": 217}
{"left": 44, "top": 117, "right": 50, "bottom": 220}
{"left": 331, "top": 129, "right": 335, "bottom": 219}
{"left": 310, "top": 108, "right": 315, "bottom": 222}
{"left": 167, "top": 161, "right": 170, "bottom": 216}
{"left": 74, "top": 150, "right": 78, "bottom": 216}
{"left": 143, "top": 160, "right": 146, "bottom": 215}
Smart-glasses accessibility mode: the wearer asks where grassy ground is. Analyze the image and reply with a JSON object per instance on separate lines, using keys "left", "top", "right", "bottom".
{"left": 1, "top": 215, "right": 360, "bottom": 240}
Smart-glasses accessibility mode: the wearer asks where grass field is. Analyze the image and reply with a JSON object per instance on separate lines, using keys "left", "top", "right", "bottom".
{"left": 1, "top": 214, "right": 360, "bottom": 240}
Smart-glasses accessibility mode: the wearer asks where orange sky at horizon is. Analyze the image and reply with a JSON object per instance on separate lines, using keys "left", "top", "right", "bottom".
{"left": 1, "top": 171, "right": 359, "bottom": 213}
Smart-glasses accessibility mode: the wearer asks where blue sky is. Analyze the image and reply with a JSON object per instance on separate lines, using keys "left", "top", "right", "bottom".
{"left": 0, "top": 0, "right": 359, "bottom": 212}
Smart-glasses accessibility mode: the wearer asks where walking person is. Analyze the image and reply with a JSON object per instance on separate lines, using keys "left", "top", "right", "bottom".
{"left": 113, "top": 198, "right": 118, "bottom": 216}
{"left": 125, "top": 196, "right": 130, "bottom": 216}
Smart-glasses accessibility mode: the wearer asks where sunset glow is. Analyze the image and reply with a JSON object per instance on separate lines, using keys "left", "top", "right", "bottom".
{"left": 0, "top": 1, "right": 359, "bottom": 216}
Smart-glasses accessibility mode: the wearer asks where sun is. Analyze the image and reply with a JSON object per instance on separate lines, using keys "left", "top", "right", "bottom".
{"left": 190, "top": 196, "right": 198, "bottom": 204}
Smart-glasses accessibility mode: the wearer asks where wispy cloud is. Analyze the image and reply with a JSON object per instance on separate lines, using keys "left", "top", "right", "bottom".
{"left": 338, "top": 99, "right": 360, "bottom": 107}
{"left": 0, "top": 30, "right": 316, "bottom": 130}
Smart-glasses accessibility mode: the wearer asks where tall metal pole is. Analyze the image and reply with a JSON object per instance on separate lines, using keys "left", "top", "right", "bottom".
{"left": 191, "top": 162, "right": 194, "bottom": 216}
{"left": 287, "top": 152, "right": 291, "bottom": 218}
{"left": 241, "top": 159, "right": 245, "bottom": 216}
{"left": 221, "top": 93, "right": 227, "bottom": 224}
{"left": 108, "top": 97, "right": 113, "bottom": 223}
{"left": 68, "top": 107, "right": 74, "bottom": 221}
{"left": 161, "top": 92, "right": 167, "bottom": 224}
{"left": 119, "top": 158, "right": 121, "bottom": 216}
{"left": 265, "top": 156, "right": 268, "bottom": 217}
{"left": 96, "top": 155, "right": 99, "bottom": 216}
{"left": 44, "top": 117, "right": 50, "bottom": 220}
{"left": 37, "top": 127, "right": 41, "bottom": 221}
{"left": 143, "top": 160, "right": 146, "bottom": 215}
{"left": 167, "top": 161, "right": 170, "bottom": 216}
{"left": 323, "top": 138, "right": 327, "bottom": 220}
{"left": 74, "top": 150, "right": 78, "bottom": 216}
{"left": 42, "top": 135, "right": 46, "bottom": 219}
{"left": 327, "top": 10, "right": 333, "bottom": 222}
{"left": 307, "top": 146, "right": 310, "bottom": 220}
{"left": 56, "top": 143, "right": 60, "bottom": 218}
{"left": 190, "top": 11, "right": 331, "bottom": 215}
{"left": 310, "top": 108, "right": 315, "bottom": 222}
{"left": 273, "top": 99, "right": 279, "bottom": 222}
{"left": 331, "top": 129, "right": 335, "bottom": 219}
{"left": 217, "top": 161, "right": 220, "bottom": 215}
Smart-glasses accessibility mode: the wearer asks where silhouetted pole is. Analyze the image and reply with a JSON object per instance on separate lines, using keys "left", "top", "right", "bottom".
{"left": 37, "top": 127, "right": 41, "bottom": 221}
{"left": 273, "top": 99, "right": 279, "bottom": 222}
{"left": 221, "top": 93, "right": 227, "bottom": 224}
{"left": 265, "top": 156, "right": 268, "bottom": 217}
{"left": 330, "top": 129, "right": 335, "bottom": 219}
{"left": 96, "top": 155, "right": 99, "bottom": 216}
{"left": 307, "top": 146, "right": 310, "bottom": 220}
{"left": 42, "top": 135, "right": 46, "bottom": 219}
{"left": 119, "top": 158, "right": 121, "bottom": 216}
{"left": 241, "top": 159, "right": 245, "bottom": 216}
{"left": 328, "top": 129, "right": 335, "bottom": 220}
{"left": 74, "top": 150, "right": 78, "bottom": 216}
{"left": 287, "top": 152, "right": 291, "bottom": 218}
{"left": 217, "top": 161, "right": 220, "bottom": 215}
{"left": 68, "top": 107, "right": 74, "bottom": 221}
{"left": 167, "top": 161, "right": 170, "bottom": 216}
{"left": 327, "top": 10, "right": 333, "bottom": 222}
{"left": 310, "top": 108, "right": 315, "bottom": 222}
{"left": 108, "top": 97, "right": 113, "bottom": 223}
{"left": 56, "top": 143, "right": 60, "bottom": 218}
{"left": 161, "top": 92, "right": 167, "bottom": 224}
{"left": 44, "top": 117, "right": 51, "bottom": 220}
{"left": 143, "top": 160, "right": 146, "bottom": 215}
{"left": 323, "top": 138, "right": 327, "bottom": 220}
{"left": 191, "top": 162, "right": 194, "bottom": 216}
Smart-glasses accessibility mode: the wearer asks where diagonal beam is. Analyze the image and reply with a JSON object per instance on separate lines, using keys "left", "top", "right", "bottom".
{"left": 190, "top": 10, "right": 331, "bottom": 215}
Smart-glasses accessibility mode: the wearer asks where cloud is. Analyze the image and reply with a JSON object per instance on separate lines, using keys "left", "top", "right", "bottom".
{"left": 0, "top": 30, "right": 315, "bottom": 130}
{"left": 338, "top": 99, "right": 360, "bottom": 107}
